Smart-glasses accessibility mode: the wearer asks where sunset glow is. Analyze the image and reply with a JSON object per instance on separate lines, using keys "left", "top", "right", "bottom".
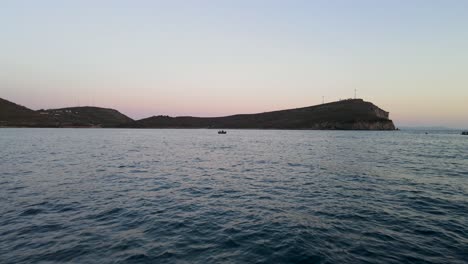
{"left": 1, "top": 0, "right": 467, "bottom": 127}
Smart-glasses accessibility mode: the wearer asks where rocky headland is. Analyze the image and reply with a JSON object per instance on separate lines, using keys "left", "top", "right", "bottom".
{"left": 0, "top": 97, "right": 395, "bottom": 130}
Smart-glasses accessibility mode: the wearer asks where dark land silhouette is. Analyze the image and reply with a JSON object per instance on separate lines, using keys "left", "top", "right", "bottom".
{"left": 0, "top": 97, "right": 395, "bottom": 130}
{"left": 0, "top": 98, "right": 132, "bottom": 128}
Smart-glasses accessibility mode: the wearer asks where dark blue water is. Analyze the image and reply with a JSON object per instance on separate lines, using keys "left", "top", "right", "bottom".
{"left": 1, "top": 129, "right": 467, "bottom": 263}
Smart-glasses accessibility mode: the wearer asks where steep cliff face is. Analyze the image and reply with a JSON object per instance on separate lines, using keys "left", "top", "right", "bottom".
{"left": 371, "top": 107, "right": 389, "bottom": 119}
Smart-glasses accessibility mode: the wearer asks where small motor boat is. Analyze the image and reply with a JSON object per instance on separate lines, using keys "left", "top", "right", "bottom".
{"left": 218, "top": 130, "right": 227, "bottom": 134}
{"left": 462, "top": 131, "right": 468, "bottom": 135}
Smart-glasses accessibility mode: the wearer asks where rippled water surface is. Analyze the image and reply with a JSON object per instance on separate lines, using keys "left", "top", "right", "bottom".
{"left": 1, "top": 129, "right": 467, "bottom": 263}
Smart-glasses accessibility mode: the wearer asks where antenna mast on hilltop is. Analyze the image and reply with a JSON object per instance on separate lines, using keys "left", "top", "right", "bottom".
{"left": 354, "top": 88, "right": 357, "bottom": 99}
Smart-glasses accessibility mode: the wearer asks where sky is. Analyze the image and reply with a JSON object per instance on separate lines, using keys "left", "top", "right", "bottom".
{"left": 1, "top": 0, "right": 467, "bottom": 128}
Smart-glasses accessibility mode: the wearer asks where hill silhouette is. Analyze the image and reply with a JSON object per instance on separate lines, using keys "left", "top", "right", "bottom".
{"left": 43, "top": 107, "right": 133, "bottom": 127}
{"left": 125, "top": 99, "right": 395, "bottom": 130}
{"left": 1, "top": 97, "right": 395, "bottom": 130}
{"left": 0, "top": 98, "right": 132, "bottom": 127}
{"left": 0, "top": 98, "right": 56, "bottom": 127}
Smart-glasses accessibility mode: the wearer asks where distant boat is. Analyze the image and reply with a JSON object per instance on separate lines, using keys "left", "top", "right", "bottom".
{"left": 218, "top": 130, "right": 227, "bottom": 134}
{"left": 462, "top": 131, "right": 468, "bottom": 135}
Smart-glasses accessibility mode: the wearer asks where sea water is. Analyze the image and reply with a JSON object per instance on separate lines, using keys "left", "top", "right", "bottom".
{"left": 0, "top": 128, "right": 467, "bottom": 263}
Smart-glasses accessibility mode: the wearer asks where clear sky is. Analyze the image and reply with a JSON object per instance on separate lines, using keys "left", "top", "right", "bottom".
{"left": 1, "top": 0, "right": 467, "bottom": 128}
